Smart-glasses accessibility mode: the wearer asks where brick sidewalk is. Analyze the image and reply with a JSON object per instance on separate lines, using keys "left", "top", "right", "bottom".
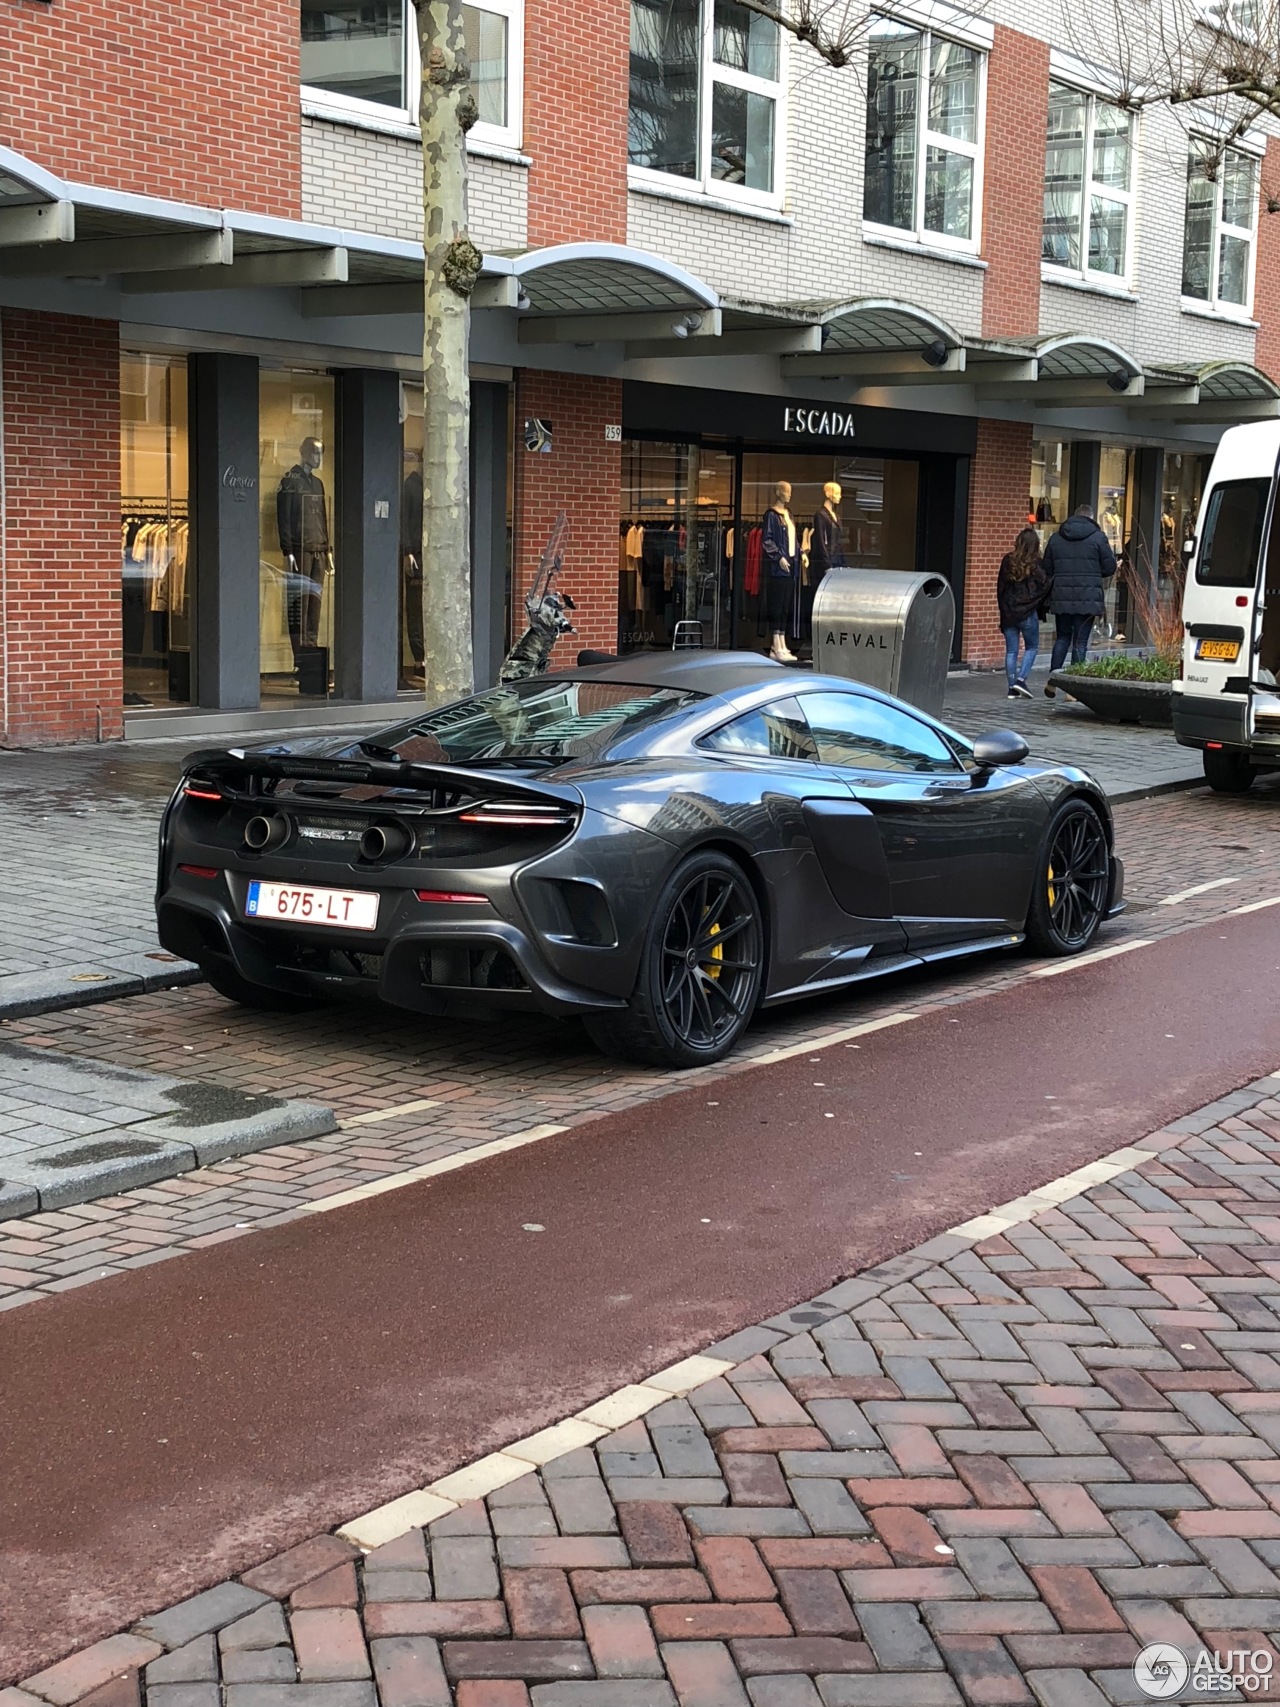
{"left": 1, "top": 782, "right": 1278, "bottom": 1305}
{"left": 10, "top": 1069, "right": 1280, "bottom": 1703}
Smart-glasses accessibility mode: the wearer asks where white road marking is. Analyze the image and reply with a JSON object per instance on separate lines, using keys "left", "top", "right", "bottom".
{"left": 1158, "top": 877, "right": 1239, "bottom": 906}
{"left": 1229, "top": 895, "right": 1280, "bottom": 915}
{"left": 302, "top": 1122, "right": 570, "bottom": 1215}
{"left": 750, "top": 1011, "right": 918, "bottom": 1066}
{"left": 339, "top": 1097, "right": 440, "bottom": 1127}
{"left": 1030, "top": 939, "right": 1153, "bottom": 978}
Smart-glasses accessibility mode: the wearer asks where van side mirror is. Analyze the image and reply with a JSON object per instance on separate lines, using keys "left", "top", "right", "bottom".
{"left": 1183, "top": 538, "right": 1195, "bottom": 557}
{"left": 972, "top": 729, "right": 1030, "bottom": 769}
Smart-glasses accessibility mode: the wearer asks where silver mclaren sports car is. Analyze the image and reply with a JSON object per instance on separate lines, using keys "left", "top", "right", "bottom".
{"left": 156, "top": 652, "right": 1124, "bottom": 1067}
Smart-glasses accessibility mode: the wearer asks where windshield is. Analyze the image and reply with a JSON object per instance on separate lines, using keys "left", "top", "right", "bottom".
{"left": 382, "top": 679, "right": 704, "bottom": 765}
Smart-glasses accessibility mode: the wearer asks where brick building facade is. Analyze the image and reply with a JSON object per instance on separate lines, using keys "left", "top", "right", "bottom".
{"left": 1, "top": 0, "right": 1279, "bottom": 746}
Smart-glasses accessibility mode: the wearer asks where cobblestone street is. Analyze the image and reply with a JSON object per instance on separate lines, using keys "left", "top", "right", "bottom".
{"left": 9, "top": 1063, "right": 1280, "bottom": 1705}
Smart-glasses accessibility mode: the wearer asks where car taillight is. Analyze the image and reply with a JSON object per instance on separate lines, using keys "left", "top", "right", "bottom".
{"left": 179, "top": 864, "right": 221, "bottom": 879}
{"left": 458, "top": 801, "right": 576, "bottom": 828}
{"left": 183, "top": 783, "right": 222, "bottom": 801}
{"left": 416, "top": 890, "right": 489, "bottom": 904}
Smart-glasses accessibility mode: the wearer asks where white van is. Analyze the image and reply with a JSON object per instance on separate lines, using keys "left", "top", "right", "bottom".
{"left": 1174, "top": 419, "right": 1280, "bottom": 792}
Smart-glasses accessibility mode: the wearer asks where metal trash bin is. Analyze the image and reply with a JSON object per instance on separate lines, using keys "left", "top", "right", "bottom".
{"left": 811, "top": 568, "right": 955, "bottom": 717}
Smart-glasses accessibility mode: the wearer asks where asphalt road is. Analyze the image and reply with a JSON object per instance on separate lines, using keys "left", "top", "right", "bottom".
{"left": 3, "top": 904, "right": 1280, "bottom": 1679}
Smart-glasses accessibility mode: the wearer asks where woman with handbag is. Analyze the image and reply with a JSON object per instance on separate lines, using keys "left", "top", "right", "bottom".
{"left": 997, "top": 527, "right": 1050, "bottom": 700}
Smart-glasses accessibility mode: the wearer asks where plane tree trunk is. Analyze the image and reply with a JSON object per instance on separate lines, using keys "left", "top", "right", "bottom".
{"left": 415, "top": 0, "right": 479, "bottom": 706}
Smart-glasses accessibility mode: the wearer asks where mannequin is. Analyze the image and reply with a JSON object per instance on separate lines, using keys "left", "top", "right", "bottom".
{"left": 400, "top": 449, "right": 425, "bottom": 688}
{"left": 761, "top": 480, "right": 798, "bottom": 663}
{"left": 276, "top": 436, "right": 331, "bottom": 673}
{"left": 810, "top": 481, "right": 846, "bottom": 584}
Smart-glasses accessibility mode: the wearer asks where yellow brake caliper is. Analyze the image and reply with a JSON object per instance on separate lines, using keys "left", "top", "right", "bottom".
{"left": 1047, "top": 862, "right": 1057, "bottom": 908}
{"left": 703, "top": 916, "right": 723, "bottom": 979}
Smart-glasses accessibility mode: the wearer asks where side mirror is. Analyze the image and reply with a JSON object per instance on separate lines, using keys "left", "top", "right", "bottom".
{"left": 971, "top": 729, "right": 1030, "bottom": 769}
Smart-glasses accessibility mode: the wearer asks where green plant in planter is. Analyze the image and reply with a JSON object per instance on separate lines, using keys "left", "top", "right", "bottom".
{"left": 1062, "top": 655, "right": 1178, "bottom": 682}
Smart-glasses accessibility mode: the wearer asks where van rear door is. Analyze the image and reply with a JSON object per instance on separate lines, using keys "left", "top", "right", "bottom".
{"left": 1250, "top": 492, "right": 1280, "bottom": 749}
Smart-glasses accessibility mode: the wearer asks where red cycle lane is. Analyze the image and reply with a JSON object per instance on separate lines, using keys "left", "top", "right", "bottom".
{"left": 2, "top": 906, "right": 1279, "bottom": 1679}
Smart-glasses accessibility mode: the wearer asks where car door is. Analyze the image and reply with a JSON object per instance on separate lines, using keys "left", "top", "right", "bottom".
{"left": 795, "top": 689, "right": 1045, "bottom": 951}
{"left": 698, "top": 695, "right": 908, "bottom": 987}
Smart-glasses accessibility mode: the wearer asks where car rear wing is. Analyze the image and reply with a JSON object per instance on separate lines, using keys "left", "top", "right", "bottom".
{"left": 178, "top": 747, "right": 585, "bottom": 811}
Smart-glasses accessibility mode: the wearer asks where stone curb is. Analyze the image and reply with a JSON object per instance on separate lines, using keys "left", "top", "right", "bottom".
{"left": 0, "top": 957, "right": 203, "bottom": 1021}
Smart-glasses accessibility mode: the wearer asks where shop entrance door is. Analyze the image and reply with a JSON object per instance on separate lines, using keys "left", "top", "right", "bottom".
{"left": 619, "top": 442, "right": 736, "bottom": 654}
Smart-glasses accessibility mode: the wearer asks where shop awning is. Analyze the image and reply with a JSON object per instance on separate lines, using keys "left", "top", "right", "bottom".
{"left": 0, "top": 144, "right": 440, "bottom": 299}
{"left": 511, "top": 244, "right": 720, "bottom": 342}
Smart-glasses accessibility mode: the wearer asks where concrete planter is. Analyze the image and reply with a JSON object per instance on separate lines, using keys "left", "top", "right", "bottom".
{"left": 1049, "top": 671, "right": 1174, "bottom": 727}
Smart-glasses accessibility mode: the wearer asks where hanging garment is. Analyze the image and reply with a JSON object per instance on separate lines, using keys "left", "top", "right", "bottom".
{"left": 744, "top": 527, "right": 763, "bottom": 597}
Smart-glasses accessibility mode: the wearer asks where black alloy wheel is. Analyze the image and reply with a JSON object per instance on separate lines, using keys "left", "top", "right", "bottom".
{"left": 1025, "top": 798, "right": 1110, "bottom": 955}
{"left": 585, "top": 849, "right": 764, "bottom": 1067}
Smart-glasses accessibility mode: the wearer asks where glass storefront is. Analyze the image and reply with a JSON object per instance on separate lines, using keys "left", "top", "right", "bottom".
{"left": 1030, "top": 438, "right": 1068, "bottom": 547}
{"left": 1098, "top": 442, "right": 1134, "bottom": 643}
{"left": 1162, "top": 452, "right": 1211, "bottom": 580}
{"left": 120, "top": 353, "right": 190, "bottom": 707}
{"left": 619, "top": 440, "right": 921, "bottom": 658}
{"left": 259, "top": 369, "right": 337, "bottom": 701}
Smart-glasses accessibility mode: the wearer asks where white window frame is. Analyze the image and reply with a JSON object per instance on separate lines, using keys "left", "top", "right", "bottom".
{"left": 300, "top": 0, "right": 525, "bottom": 154}
{"left": 627, "top": 0, "right": 788, "bottom": 211}
{"left": 1180, "top": 136, "right": 1259, "bottom": 319}
{"left": 862, "top": 17, "right": 986, "bottom": 257}
{"left": 1041, "top": 82, "right": 1137, "bottom": 289}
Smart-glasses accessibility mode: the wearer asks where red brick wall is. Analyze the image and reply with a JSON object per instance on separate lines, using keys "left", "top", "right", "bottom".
{"left": 962, "top": 418, "right": 1034, "bottom": 667}
{"left": 1, "top": 0, "right": 299, "bottom": 216}
{"left": 0, "top": 311, "right": 122, "bottom": 747}
{"left": 513, "top": 371, "right": 623, "bottom": 655}
{"left": 524, "top": 0, "right": 629, "bottom": 244}
{"left": 981, "top": 28, "right": 1050, "bottom": 339}
{"left": 1255, "top": 139, "right": 1280, "bottom": 383}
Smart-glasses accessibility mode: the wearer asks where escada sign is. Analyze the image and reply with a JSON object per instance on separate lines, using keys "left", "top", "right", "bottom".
{"left": 784, "top": 406, "right": 856, "bottom": 438}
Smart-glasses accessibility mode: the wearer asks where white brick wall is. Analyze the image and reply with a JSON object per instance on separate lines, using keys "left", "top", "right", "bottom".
{"left": 301, "top": 118, "right": 528, "bottom": 253}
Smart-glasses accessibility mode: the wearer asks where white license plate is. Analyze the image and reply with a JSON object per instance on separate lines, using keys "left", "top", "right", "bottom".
{"left": 245, "top": 881, "right": 379, "bottom": 931}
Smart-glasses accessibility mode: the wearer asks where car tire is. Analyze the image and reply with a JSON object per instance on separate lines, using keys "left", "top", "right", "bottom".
{"left": 1203, "top": 748, "right": 1255, "bottom": 793}
{"left": 201, "top": 961, "right": 322, "bottom": 1013}
{"left": 584, "top": 849, "right": 764, "bottom": 1068}
{"left": 1024, "top": 797, "right": 1111, "bottom": 956}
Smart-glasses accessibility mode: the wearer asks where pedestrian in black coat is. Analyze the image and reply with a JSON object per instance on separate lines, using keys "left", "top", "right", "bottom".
{"left": 996, "top": 527, "right": 1050, "bottom": 699}
{"left": 1042, "top": 505, "right": 1117, "bottom": 693}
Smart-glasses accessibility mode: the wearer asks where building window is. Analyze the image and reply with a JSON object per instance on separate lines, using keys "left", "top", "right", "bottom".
{"left": 121, "top": 354, "right": 191, "bottom": 709}
{"left": 628, "top": 0, "right": 784, "bottom": 203}
{"left": 301, "top": 1, "right": 408, "bottom": 114}
{"left": 1183, "top": 141, "right": 1257, "bottom": 311}
{"left": 300, "top": 0, "right": 524, "bottom": 149}
{"left": 1042, "top": 83, "right": 1134, "bottom": 281}
{"left": 863, "top": 18, "right": 983, "bottom": 250}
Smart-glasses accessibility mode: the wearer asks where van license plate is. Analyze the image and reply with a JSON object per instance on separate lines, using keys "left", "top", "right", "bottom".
{"left": 1196, "top": 638, "right": 1240, "bottom": 661}
{"left": 246, "top": 881, "right": 379, "bottom": 930}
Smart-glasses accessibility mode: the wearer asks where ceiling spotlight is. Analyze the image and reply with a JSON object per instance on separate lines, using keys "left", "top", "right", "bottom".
{"left": 516, "top": 291, "right": 531, "bottom": 311}
{"left": 819, "top": 324, "right": 834, "bottom": 347}
{"left": 921, "top": 339, "right": 950, "bottom": 368}
{"left": 670, "top": 313, "right": 703, "bottom": 339}
{"left": 1106, "top": 369, "right": 1132, "bottom": 393}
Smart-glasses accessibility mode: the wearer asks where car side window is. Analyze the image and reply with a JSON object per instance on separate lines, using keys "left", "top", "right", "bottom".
{"left": 798, "top": 691, "right": 963, "bottom": 775}
{"left": 701, "top": 696, "right": 819, "bottom": 761}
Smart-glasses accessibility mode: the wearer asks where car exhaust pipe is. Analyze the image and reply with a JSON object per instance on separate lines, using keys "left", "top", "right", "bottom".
{"left": 243, "top": 813, "right": 290, "bottom": 852}
{"left": 360, "top": 821, "right": 413, "bottom": 863}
